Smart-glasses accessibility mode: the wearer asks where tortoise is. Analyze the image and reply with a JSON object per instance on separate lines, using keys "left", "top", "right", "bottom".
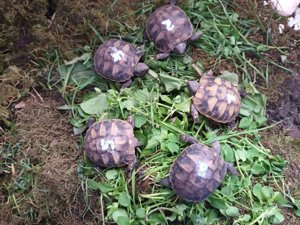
{"left": 83, "top": 116, "right": 139, "bottom": 172}
{"left": 160, "top": 134, "right": 237, "bottom": 202}
{"left": 94, "top": 39, "right": 149, "bottom": 88}
{"left": 144, "top": 0, "right": 203, "bottom": 60}
{"left": 187, "top": 64, "right": 241, "bottom": 123}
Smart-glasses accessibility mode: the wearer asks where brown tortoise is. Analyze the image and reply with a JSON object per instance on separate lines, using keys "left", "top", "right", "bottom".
{"left": 187, "top": 64, "right": 241, "bottom": 123}
{"left": 144, "top": 0, "right": 202, "bottom": 60}
{"left": 94, "top": 39, "right": 149, "bottom": 88}
{"left": 160, "top": 134, "right": 237, "bottom": 202}
{"left": 84, "top": 116, "right": 139, "bottom": 171}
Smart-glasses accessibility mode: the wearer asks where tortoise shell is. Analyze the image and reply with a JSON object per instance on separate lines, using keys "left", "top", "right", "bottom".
{"left": 94, "top": 39, "right": 141, "bottom": 82}
{"left": 193, "top": 75, "right": 241, "bottom": 123}
{"left": 169, "top": 143, "right": 227, "bottom": 202}
{"left": 145, "top": 4, "right": 193, "bottom": 52}
{"left": 84, "top": 119, "right": 138, "bottom": 168}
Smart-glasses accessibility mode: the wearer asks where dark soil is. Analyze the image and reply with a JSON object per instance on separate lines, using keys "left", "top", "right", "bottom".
{"left": 267, "top": 74, "right": 300, "bottom": 138}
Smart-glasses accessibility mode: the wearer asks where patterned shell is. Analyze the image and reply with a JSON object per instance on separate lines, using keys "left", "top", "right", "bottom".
{"left": 169, "top": 143, "right": 227, "bottom": 202}
{"left": 94, "top": 39, "right": 141, "bottom": 82}
{"left": 145, "top": 4, "right": 193, "bottom": 52}
{"left": 84, "top": 119, "right": 137, "bottom": 168}
{"left": 193, "top": 75, "right": 241, "bottom": 123}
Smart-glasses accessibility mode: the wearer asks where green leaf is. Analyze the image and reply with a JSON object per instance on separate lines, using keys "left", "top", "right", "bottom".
{"left": 252, "top": 183, "right": 263, "bottom": 201}
{"left": 270, "top": 209, "right": 284, "bottom": 224}
{"left": 121, "top": 99, "right": 135, "bottom": 110}
{"left": 80, "top": 93, "right": 107, "bottom": 115}
{"left": 148, "top": 213, "right": 166, "bottom": 224}
{"left": 239, "top": 117, "right": 252, "bottom": 129}
{"left": 117, "top": 216, "right": 129, "bottom": 225}
{"left": 136, "top": 208, "right": 146, "bottom": 219}
{"left": 235, "top": 150, "right": 248, "bottom": 162}
{"left": 222, "top": 144, "right": 235, "bottom": 162}
{"left": 159, "top": 72, "right": 184, "bottom": 92}
{"left": 160, "top": 95, "right": 173, "bottom": 104}
{"left": 190, "top": 214, "right": 205, "bottom": 225}
{"left": 167, "top": 142, "right": 180, "bottom": 154}
{"left": 209, "top": 197, "right": 227, "bottom": 209}
{"left": 251, "top": 162, "right": 268, "bottom": 175}
{"left": 220, "top": 71, "right": 239, "bottom": 86}
{"left": 105, "top": 169, "right": 118, "bottom": 180}
{"left": 225, "top": 206, "right": 239, "bottom": 217}
{"left": 86, "top": 179, "right": 99, "bottom": 190}
{"left": 134, "top": 115, "right": 148, "bottom": 128}
{"left": 295, "top": 209, "right": 300, "bottom": 217}
{"left": 98, "top": 182, "right": 114, "bottom": 193}
{"left": 112, "top": 209, "right": 129, "bottom": 223}
{"left": 118, "top": 192, "right": 130, "bottom": 207}
{"left": 261, "top": 186, "right": 273, "bottom": 200}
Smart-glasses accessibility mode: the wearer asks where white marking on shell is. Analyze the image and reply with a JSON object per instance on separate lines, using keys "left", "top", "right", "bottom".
{"left": 109, "top": 47, "right": 125, "bottom": 62}
{"left": 161, "top": 19, "right": 175, "bottom": 31}
{"left": 100, "top": 139, "right": 116, "bottom": 151}
{"left": 226, "top": 93, "right": 236, "bottom": 104}
{"left": 196, "top": 163, "right": 208, "bottom": 177}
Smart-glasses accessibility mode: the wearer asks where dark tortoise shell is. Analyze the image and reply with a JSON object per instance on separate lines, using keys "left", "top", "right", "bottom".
{"left": 84, "top": 119, "right": 139, "bottom": 168}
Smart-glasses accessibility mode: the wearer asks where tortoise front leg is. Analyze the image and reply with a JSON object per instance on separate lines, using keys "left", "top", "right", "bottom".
{"left": 211, "top": 141, "right": 221, "bottom": 155}
{"left": 170, "top": 0, "right": 177, "bottom": 5}
{"left": 190, "top": 104, "right": 199, "bottom": 121}
{"left": 174, "top": 42, "right": 187, "bottom": 55}
{"left": 226, "top": 162, "right": 238, "bottom": 175}
{"left": 133, "top": 63, "right": 149, "bottom": 77}
{"left": 180, "top": 134, "right": 199, "bottom": 144}
{"left": 160, "top": 176, "right": 172, "bottom": 189}
{"left": 125, "top": 157, "right": 137, "bottom": 176}
{"left": 190, "top": 31, "right": 203, "bottom": 41}
{"left": 121, "top": 79, "right": 133, "bottom": 88}
{"left": 155, "top": 52, "right": 170, "bottom": 60}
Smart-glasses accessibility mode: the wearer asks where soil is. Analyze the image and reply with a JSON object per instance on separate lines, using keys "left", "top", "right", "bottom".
{"left": 1, "top": 0, "right": 300, "bottom": 224}
{"left": 0, "top": 91, "right": 101, "bottom": 225}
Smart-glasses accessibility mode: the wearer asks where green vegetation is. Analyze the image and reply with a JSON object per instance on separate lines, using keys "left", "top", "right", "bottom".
{"left": 1, "top": 0, "right": 300, "bottom": 224}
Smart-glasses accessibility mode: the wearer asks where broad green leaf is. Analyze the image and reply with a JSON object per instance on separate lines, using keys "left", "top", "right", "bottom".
{"left": 225, "top": 206, "right": 239, "bottom": 217}
{"left": 117, "top": 216, "right": 129, "bottom": 225}
{"left": 80, "top": 93, "right": 107, "bottom": 115}
{"left": 86, "top": 179, "right": 99, "bottom": 190}
{"left": 134, "top": 115, "right": 148, "bottom": 128}
{"left": 105, "top": 169, "right": 118, "bottom": 180}
{"left": 252, "top": 183, "right": 263, "bottom": 201}
{"left": 112, "top": 209, "right": 128, "bottom": 223}
{"left": 167, "top": 142, "right": 180, "bottom": 154}
{"left": 98, "top": 182, "right": 114, "bottom": 193}
{"left": 136, "top": 208, "right": 146, "bottom": 219}
{"left": 209, "top": 197, "right": 227, "bottom": 209}
{"left": 270, "top": 209, "right": 284, "bottom": 224}
{"left": 148, "top": 213, "right": 166, "bottom": 224}
{"left": 220, "top": 71, "right": 239, "bottom": 86}
{"left": 239, "top": 117, "right": 252, "bottom": 129}
{"left": 251, "top": 162, "right": 268, "bottom": 175}
{"left": 159, "top": 72, "right": 184, "bottom": 92}
{"left": 118, "top": 192, "right": 130, "bottom": 207}
{"left": 160, "top": 95, "right": 173, "bottom": 104}
{"left": 190, "top": 214, "right": 205, "bottom": 225}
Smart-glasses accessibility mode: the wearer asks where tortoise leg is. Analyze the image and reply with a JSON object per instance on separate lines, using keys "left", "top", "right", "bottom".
{"left": 125, "top": 157, "right": 137, "bottom": 175}
{"left": 211, "top": 141, "right": 221, "bottom": 155}
{"left": 143, "top": 29, "right": 149, "bottom": 42}
{"left": 127, "top": 115, "right": 135, "bottom": 127}
{"left": 226, "top": 162, "right": 238, "bottom": 175}
{"left": 133, "top": 63, "right": 149, "bottom": 77}
{"left": 180, "top": 134, "right": 199, "bottom": 144}
{"left": 170, "top": 0, "right": 177, "bottom": 5}
{"left": 155, "top": 52, "right": 170, "bottom": 60}
{"left": 239, "top": 90, "right": 247, "bottom": 98}
{"left": 160, "top": 176, "right": 172, "bottom": 189}
{"left": 190, "top": 31, "right": 203, "bottom": 41}
{"left": 190, "top": 104, "right": 199, "bottom": 121}
{"left": 227, "top": 121, "right": 236, "bottom": 129}
{"left": 121, "top": 79, "right": 132, "bottom": 88}
{"left": 187, "top": 80, "right": 200, "bottom": 96}
{"left": 174, "top": 42, "right": 187, "bottom": 55}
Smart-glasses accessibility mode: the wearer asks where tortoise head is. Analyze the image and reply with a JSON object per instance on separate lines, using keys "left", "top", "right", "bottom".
{"left": 187, "top": 80, "right": 199, "bottom": 96}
